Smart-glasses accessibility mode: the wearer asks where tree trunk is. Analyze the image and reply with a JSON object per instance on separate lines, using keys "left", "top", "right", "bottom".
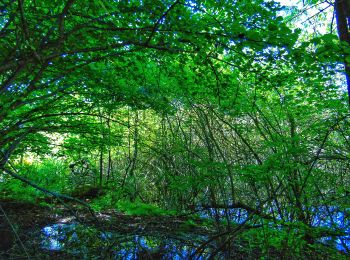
{"left": 106, "top": 117, "right": 112, "bottom": 184}
{"left": 99, "top": 148, "right": 103, "bottom": 186}
{"left": 335, "top": 0, "right": 350, "bottom": 105}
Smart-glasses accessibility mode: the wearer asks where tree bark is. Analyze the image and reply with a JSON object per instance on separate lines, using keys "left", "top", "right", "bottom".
{"left": 106, "top": 117, "right": 112, "bottom": 184}
{"left": 99, "top": 149, "right": 103, "bottom": 186}
{"left": 335, "top": 0, "right": 350, "bottom": 105}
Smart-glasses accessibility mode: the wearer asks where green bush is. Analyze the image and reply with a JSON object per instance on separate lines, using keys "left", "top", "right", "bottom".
{"left": 91, "top": 194, "right": 176, "bottom": 216}
{"left": 0, "top": 159, "right": 71, "bottom": 202}
{"left": 0, "top": 178, "right": 40, "bottom": 203}
{"left": 116, "top": 200, "right": 176, "bottom": 216}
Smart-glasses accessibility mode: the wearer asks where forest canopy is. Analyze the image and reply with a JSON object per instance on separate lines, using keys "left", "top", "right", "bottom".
{"left": 0, "top": 0, "right": 350, "bottom": 258}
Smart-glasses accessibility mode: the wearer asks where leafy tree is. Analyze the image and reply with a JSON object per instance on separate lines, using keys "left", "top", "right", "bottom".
{"left": 1, "top": 0, "right": 349, "bottom": 258}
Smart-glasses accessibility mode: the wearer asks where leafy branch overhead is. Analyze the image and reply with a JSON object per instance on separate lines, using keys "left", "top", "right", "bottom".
{"left": 0, "top": 0, "right": 349, "bottom": 259}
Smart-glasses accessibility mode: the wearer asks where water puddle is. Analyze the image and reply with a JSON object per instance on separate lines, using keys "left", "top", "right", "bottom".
{"left": 199, "top": 206, "right": 350, "bottom": 252}
{"left": 40, "top": 223, "right": 219, "bottom": 259}
{"left": 40, "top": 206, "right": 349, "bottom": 258}
{"left": 41, "top": 223, "right": 78, "bottom": 251}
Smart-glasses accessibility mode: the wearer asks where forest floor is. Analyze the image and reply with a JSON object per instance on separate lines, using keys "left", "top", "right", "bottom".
{"left": 1, "top": 198, "right": 348, "bottom": 259}
{"left": 0, "top": 199, "right": 209, "bottom": 234}
{"left": 0, "top": 198, "right": 216, "bottom": 259}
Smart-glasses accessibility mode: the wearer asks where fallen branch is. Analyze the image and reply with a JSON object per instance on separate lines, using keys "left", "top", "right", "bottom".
{"left": 2, "top": 167, "right": 91, "bottom": 209}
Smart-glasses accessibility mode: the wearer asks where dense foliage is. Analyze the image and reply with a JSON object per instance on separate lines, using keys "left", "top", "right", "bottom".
{"left": 1, "top": 0, "right": 350, "bottom": 258}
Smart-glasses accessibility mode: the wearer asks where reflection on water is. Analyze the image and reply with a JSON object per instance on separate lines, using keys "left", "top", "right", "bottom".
{"left": 114, "top": 235, "right": 207, "bottom": 259}
{"left": 41, "top": 223, "right": 217, "bottom": 259}
{"left": 41, "top": 223, "right": 78, "bottom": 251}
{"left": 199, "top": 206, "right": 349, "bottom": 252}
{"left": 41, "top": 206, "right": 349, "bottom": 258}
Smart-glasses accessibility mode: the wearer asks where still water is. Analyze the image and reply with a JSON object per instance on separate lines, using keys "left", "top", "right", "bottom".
{"left": 41, "top": 206, "right": 349, "bottom": 258}
{"left": 41, "top": 223, "right": 220, "bottom": 259}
